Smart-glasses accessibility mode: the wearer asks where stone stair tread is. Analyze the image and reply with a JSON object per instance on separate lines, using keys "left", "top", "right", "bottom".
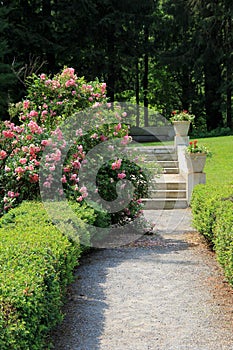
{"left": 134, "top": 146, "right": 188, "bottom": 209}
{"left": 162, "top": 168, "right": 179, "bottom": 174}
{"left": 141, "top": 198, "right": 188, "bottom": 210}
{"left": 153, "top": 174, "right": 186, "bottom": 182}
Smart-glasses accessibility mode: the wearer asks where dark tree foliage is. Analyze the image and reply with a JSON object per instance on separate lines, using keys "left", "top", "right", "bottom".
{"left": 0, "top": 0, "right": 232, "bottom": 130}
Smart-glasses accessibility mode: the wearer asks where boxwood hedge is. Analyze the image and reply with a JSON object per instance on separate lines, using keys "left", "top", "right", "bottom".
{"left": 191, "top": 183, "right": 233, "bottom": 287}
{"left": 0, "top": 201, "right": 88, "bottom": 349}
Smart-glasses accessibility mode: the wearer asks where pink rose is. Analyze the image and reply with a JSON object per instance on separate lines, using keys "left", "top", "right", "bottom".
{"left": 19, "top": 158, "right": 27, "bottom": 164}
{"left": 23, "top": 100, "right": 30, "bottom": 109}
{"left": 40, "top": 73, "right": 46, "bottom": 80}
{"left": 117, "top": 172, "right": 126, "bottom": 179}
{"left": 0, "top": 150, "right": 7, "bottom": 160}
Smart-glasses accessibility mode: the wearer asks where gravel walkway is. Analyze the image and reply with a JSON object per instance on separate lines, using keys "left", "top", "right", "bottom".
{"left": 51, "top": 209, "right": 233, "bottom": 350}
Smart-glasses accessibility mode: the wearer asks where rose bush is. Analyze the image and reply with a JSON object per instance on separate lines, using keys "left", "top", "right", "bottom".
{"left": 0, "top": 67, "right": 150, "bottom": 229}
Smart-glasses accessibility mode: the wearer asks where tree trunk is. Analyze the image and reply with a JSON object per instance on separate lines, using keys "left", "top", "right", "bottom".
{"left": 226, "top": 65, "right": 232, "bottom": 129}
{"left": 42, "top": 0, "right": 55, "bottom": 72}
{"left": 106, "top": 28, "right": 115, "bottom": 103}
{"left": 226, "top": 15, "right": 232, "bottom": 129}
{"left": 136, "top": 59, "right": 140, "bottom": 126}
{"left": 143, "top": 27, "right": 149, "bottom": 127}
{"left": 204, "top": 61, "right": 223, "bottom": 130}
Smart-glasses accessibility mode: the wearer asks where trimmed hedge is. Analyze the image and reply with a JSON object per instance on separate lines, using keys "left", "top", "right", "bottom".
{"left": 0, "top": 201, "right": 86, "bottom": 349}
{"left": 191, "top": 183, "right": 233, "bottom": 287}
{"left": 214, "top": 199, "right": 233, "bottom": 286}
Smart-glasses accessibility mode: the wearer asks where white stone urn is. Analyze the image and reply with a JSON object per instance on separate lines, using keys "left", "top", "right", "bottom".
{"left": 185, "top": 153, "right": 207, "bottom": 173}
{"left": 173, "top": 121, "right": 191, "bottom": 136}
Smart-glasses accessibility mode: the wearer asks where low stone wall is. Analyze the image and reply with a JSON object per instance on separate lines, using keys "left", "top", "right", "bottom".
{"left": 130, "top": 126, "right": 175, "bottom": 142}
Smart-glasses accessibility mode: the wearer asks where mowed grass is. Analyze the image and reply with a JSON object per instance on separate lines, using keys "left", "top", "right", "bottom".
{"left": 139, "top": 135, "right": 232, "bottom": 185}
{"left": 194, "top": 135, "right": 233, "bottom": 185}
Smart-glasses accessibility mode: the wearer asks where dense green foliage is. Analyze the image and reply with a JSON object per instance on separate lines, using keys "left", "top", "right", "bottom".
{"left": 191, "top": 184, "right": 233, "bottom": 287}
{"left": 0, "top": 1, "right": 232, "bottom": 131}
{"left": 0, "top": 201, "right": 87, "bottom": 349}
{"left": 191, "top": 134, "right": 233, "bottom": 287}
{"left": 191, "top": 184, "right": 232, "bottom": 242}
{"left": 214, "top": 199, "right": 233, "bottom": 287}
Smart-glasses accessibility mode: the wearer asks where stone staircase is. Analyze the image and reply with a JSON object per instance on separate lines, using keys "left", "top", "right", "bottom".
{"left": 136, "top": 146, "right": 188, "bottom": 209}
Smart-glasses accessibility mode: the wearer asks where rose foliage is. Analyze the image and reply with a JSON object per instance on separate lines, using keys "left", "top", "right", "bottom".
{"left": 0, "top": 67, "right": 149, "bottom": 228}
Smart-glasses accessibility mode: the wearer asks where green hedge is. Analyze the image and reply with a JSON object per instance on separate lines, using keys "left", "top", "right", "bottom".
{"left": 191, "top": 183, "right": 233, "bottom": 287}
{"left": 214, "top": 199, "right": 233, "bottom": 286}
{"left": 0, "top": 201, "right": 87, "bottom": 349}
{"left": 191, "top": 184, "right": 232, "bottom": 243}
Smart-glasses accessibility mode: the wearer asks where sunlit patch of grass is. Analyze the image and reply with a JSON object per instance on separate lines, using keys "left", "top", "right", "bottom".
{"left": 192, "top": 135, "right": 233, "bottom": 185}
{"left": 137, "top": 135, "right": 232, "bottom": 185}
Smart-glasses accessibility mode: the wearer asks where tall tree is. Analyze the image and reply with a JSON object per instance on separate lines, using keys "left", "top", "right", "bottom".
{"left": 0, "top": 3, "right": 17, "bottom": 119}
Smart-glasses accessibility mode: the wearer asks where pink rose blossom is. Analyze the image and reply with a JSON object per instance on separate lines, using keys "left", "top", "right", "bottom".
{"left": 101, "top": 83, "right": 106, "bottom": 94}
{"left": 23, "top": 100, "right": 30, "bottom": 109}
{"left": 117, "top": 172, "right": 126, "bottom": 179}
{"left": 41, "top": 140, "right": 49, "bottom": 146}
{"left": 5, "top": 166, "right": 11, "bottom": 172}
{"left": 61, "top": 175, "right": 67, "bottom": 183}
{"left": 80, "top": 186, "right": 87, "bottom": 193}
{"left": 115, "top": 123, "right": 122, "bottom": 132}
{"left": 91, "top": 133, "right": 98, "bottom": 139}
{"left": 19, "top": 158, "right": 27, "bottom": 164}
{"left": 0, "top": 150, "right": 7, "bottom": 160}
{"left": 29, "top": 174, "right": 39, "bottom": 183}
{"left": 40, "top": 73, "right": 46, "bottom": 80}
{"left": 15, "top": 166, "right": 25, "bottom": 174}
{"left": 76, "top": 128, "right": 83, "bottom": 136}
{"left": 22, "top": 146, "right": 29, "bottom": 152}
{"left": 100, "top": 135, "right": 108, "bottom": 141}
{"left": 2, "top": 130, "right": 14, "bottom": 138}
{"left": 112, "top": 159, "right": 122, "bottom": 170}
{"left": 7, "top": 191, "right": 19, "bottom": 198}
{"left": 43, "top": 181, "right": 51, "bottom": 188}
{"left": 29, "top": 110, "right": 38, "bottom": 118}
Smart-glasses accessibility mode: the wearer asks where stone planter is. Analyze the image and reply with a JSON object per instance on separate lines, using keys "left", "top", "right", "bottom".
{"left": 185, "top": 153, "right": 207, "bottom": 173}
{"left": 173, "top": 121, "right": 190, "bottom": 136}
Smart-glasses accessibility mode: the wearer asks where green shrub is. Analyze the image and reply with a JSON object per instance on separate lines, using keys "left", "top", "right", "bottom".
{"left": 0, "top": 201, "right": 86, "bottom": 349}
{"left": 191, "top": 184, "right": 232, "bottom": 243}
{"left": 214, "top": 198, "right": 233, "bottom": 287}
{"left": 191, "top": 183, "right": 233, "bottom": 288}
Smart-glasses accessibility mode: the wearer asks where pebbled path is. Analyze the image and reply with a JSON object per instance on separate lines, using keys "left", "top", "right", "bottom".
{"left": 51, "top": 209, "right": 233, "bottom": 350}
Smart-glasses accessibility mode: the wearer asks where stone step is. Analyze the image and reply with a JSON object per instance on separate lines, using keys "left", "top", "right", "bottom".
{"left": 142, "top": 198, "right": 188, "bottom": 210}
{"left": 135, "top": 146, "right": 188, "bottom": 209}
{"left": 145, "top": 160, "right": 179, "bottom": 168}
{"left": 134, "top": 146, "right": 176, "bottom": 153}
{"left": 145, "top": 167, "right": 179, "bottom": 175}
{"left": 162, "top": 167, "right": 179, "bottom": 174}
{"left": 151, "top": 181, "right": 186, "bottom": 190}
{"left": 141, "top": 153, "right": 178, "bottom": 161}
{"left": 157, "top": 160, "right": 179, "bottom": 168}
{"left": 148, "top": 189, "right": 187, "bottom": 199}
{"left": 133, "top": 146, "right": 177, "bottom": 161}
{"left": 151, "top": 174, "right": 186, "bottom": 188}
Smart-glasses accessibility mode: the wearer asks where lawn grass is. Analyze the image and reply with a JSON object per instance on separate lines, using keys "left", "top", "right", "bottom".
{"left": 194, "top": 135, "right": 233, "bottom": 185}
{"left": 137, "top": 135, "right": 232, "bottom": 186}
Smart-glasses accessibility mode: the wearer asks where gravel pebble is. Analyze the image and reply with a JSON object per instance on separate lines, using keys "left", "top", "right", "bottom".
{"left": 51, "top": 209, "right": 233, "bottom": 350}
